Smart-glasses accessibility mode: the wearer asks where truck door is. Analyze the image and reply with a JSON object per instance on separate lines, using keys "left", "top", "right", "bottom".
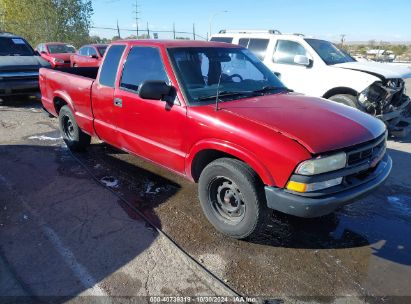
{"left": 270, "top": 39, "right": 314, "bottom": 94}
{"left": 113, "top": 46, "right": 187, "bottom": 174}
{"left": 92, "top": 44, "right": 126, "bottom": 146}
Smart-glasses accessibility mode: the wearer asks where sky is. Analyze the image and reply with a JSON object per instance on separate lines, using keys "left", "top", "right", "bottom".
{"left": 90, "top": 0, "right": 411, "bottom": 42}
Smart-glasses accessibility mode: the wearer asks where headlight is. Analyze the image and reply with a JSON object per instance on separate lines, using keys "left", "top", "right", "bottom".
{"left": 286, "top": 177, "right": 343, "bottom": 193}
{"left": 295, "top": 152, "right": 346, "bottom": 175}
{"left": 53, "top": 58, "right": 64, "bottom": 64}
{"left": 358, "top": 88, "right": 369, "bottom": 104}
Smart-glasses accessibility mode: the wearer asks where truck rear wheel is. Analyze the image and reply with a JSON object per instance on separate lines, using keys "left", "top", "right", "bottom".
{"left": 58, "top": 105, "right": 91, "bottom": 151}
{"left": 198, "top": 158, "right": 267, "bottom": 239}
{"left": 328, "top": 94, "right": 358, "bottom": 109}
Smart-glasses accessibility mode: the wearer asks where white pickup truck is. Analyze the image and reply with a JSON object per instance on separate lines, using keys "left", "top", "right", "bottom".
{"left": 210, "top": 30, "right": 411, "bottom": 134}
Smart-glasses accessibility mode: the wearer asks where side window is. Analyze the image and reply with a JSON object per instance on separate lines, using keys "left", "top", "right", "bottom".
{"left": 273, "top": 40, "right": 307, "bottom": 65}
{"left": 89, "top": 47, "right": 98, "bottom": 57}
{"left": 79, "top": 47, "right": 87, "bottom": 56}
{"left": 238, "top": 38, "right": 249, "bottom": 48}
{"left": 210, "top": 37, "right": 233, "bottom": 43}
{"left": 99, "top": 45, "right": 126, "bottom": 88}
{"left": 248, "top": 39, "right": 269, "bottom": 60}
{"left": 120, "top": 47, "right": 168, "bottom": 92}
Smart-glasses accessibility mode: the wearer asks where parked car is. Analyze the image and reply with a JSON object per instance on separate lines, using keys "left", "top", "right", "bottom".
{"left": 0, "top": 32, "right": 50, "bottom": 101}
{"left": 39, "top": 40, "right": 391, "bottom": 239}
{"left": 35, "top": 42, "right": 75, "bottom": 68}
{"left": 70, "top": 44, "right": 108, "bottom": 67}
{"left": 210, "top": 30, "right": 411, "bottom": 134}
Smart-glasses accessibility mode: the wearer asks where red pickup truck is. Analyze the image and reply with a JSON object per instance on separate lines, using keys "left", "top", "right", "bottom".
{"left": 39, "top": 40, "right": 392, "bottom": 239}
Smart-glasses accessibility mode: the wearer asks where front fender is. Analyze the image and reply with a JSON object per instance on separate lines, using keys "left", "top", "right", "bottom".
{"left": 186, "top": 139, "right": 275, "bottom": 186}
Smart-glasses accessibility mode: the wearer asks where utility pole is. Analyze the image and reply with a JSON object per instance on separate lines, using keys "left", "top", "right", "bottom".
{"left": 147, "top": 22, "right": 150, "bottom": 38}
{"left": 340, "top": 34, "right": 346, "bottom": 48}
{"left": 173, "top": 23, "right": 176, "bottom": 40}
{"left": 117, "top": 20, "right": 121, "bottom": 39}
{"left": 133, "top": 0, "right": 140, "bottom": 38}
{"left": 192, "top": 23, "right": 195, "bottom": 40}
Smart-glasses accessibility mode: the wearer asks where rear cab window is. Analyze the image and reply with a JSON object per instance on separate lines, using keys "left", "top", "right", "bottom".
{"left": 99, "top": 44, "right": 126, "bottom": 87}
{"left": 210, "top": 37, "right": 233, "bottom": 43}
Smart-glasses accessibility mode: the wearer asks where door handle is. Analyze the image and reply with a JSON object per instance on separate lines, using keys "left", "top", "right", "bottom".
{"left": 114, "top": 98, "right": 122, "bottom": 107}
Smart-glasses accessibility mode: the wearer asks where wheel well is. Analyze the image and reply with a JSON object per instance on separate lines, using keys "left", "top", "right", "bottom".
{"left": 191, "top": 149, "right": 265, "bottom": 186}
{"left": 191, "top": 149, "right": 237, "bottom": 182}
{"left": 53, "top": 97, "right": 68, "bottom": 114}
{"left": 323, "top": 87, "right": 358, "bottom": 99}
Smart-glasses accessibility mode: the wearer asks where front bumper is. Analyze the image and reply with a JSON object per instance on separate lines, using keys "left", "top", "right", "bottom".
{"left": 0, "top": 78, "right": 39, "bottom": 96}
{"left": 265, "top": 154, "right": 392, "bottom": 218}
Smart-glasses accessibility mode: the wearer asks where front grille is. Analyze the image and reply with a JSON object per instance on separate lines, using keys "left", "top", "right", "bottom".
{"left": 347, "top": 133, "right": 386, "bottom": 166}
{"left": 64, "top": 60, "right": 70, "bottom": 64}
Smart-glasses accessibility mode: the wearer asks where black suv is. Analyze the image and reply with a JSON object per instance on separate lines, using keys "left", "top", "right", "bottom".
{"left": 0, "top": 32, "right": 50, "bottom": 100}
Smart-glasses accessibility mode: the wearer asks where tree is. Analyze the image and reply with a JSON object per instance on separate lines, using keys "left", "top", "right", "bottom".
{"left": 391, "top": 44, "right": 408, "bottom": 56}
{"left": 0, "top": 0, "right": 93, "bottom": 47}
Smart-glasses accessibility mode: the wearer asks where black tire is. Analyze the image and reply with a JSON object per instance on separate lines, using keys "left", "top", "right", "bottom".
{"left": 198, "top": 158, "right": 268, "bottom": 239}
{"left": 58, "top": 105, "right": 91, "bottom": 151}
{"left": 328, "top": 94, "right": 358, "bottom": 108}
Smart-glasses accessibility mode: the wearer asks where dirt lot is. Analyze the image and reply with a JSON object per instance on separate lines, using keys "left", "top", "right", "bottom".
{"left": 1, "top": 86, "right": 411, "bottom": 303}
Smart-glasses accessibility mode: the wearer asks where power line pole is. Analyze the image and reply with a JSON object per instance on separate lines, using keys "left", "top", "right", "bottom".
{"left": 173, "top": 23, "right": 176, "bottom": 40}
{"left": 147, "top": 22, "right": 150, "bottom": 38}
{"left": 340, "top": 34, "right": 346, "bottom": 48}
{"left": 133, "top": 0, "right": 140, "bottom": 38}
{"left": 117, "top": 20, "right": 121, "bottom": 39}
{"left": 192, "top": 23, "right": 195, "bottom": 40}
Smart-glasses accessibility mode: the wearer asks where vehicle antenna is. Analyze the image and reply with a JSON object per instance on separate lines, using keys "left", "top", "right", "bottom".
{"left": 215, "top": 72, "right": 223, "bottom": 111}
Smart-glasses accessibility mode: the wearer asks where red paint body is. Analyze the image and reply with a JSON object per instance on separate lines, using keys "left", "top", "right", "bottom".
{"left": 70, "top": 44, "right": 108, "bottom": 67}
{"left": 36, "top": 42, "right": 74, "bottom": 68}
{"left": 39, "top": 40, "right": 385, "bottom": 188}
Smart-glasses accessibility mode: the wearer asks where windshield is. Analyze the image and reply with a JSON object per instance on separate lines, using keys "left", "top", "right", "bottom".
{"left": 97, "top": 46, "right": 108, "bottom": 57}
{"left": 305, "top": 38, "right": 356, "bottom": 65}
{"left": 47, "top": 44, "right": 75, "bottom": 54}
{"left": 0, "top": 37, "right": 34, "bottom": 56}
{"left": 168, "top": 47, "right": 287, "bottom": 105}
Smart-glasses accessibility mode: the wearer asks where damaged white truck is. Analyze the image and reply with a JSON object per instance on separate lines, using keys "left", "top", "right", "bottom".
{"left": 210, "top": 30, "right": 411, "bottom": 135}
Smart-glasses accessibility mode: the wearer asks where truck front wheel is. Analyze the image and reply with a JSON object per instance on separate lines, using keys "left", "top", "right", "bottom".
{"left": 328, "top": 94, "right": 358, "bottom": 109}
{"left": 198, "top": 158, "right": 267, "bottom": 239}
{"left": 58, "top": 105, "right": 91, "bottom": 151}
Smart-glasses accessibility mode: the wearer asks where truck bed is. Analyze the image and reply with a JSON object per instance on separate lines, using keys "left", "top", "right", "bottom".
{"left": 39, "top": 67, "right": 98, "bottom": 136}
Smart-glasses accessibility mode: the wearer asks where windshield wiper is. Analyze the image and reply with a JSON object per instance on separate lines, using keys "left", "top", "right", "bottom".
{"left": 252, "top": 86, "right": 292, "bottom": 94}
{"left": 197, "top": 91, "right": 253, "bottom": 101}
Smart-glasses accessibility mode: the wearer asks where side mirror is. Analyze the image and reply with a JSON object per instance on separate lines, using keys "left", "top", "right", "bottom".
{"left": 139, "top": 81, "right": 172, "bottom": 100}
{"left": 40, "top": 51, "right": 47, "bottom": 54}
{"left": 90, "top": 54, "right": 98, "bottom": 59}
{"left": 294, "top": 55, "right": 311, "bottom": 66}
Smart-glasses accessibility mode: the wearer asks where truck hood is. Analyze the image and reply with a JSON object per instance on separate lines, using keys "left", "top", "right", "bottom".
{"left": 0, "top": 56, "right": 50, "bottom": 71}
{"left": 334, "top": 61, "right": 411, "bottom": 80}
{"left": 220, "top": 93, "right": 386, "bottom": 154}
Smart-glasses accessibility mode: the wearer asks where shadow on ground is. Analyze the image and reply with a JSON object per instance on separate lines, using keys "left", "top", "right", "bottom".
{"left": 0, "top": 144, "right": 180, "bottom": 300}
